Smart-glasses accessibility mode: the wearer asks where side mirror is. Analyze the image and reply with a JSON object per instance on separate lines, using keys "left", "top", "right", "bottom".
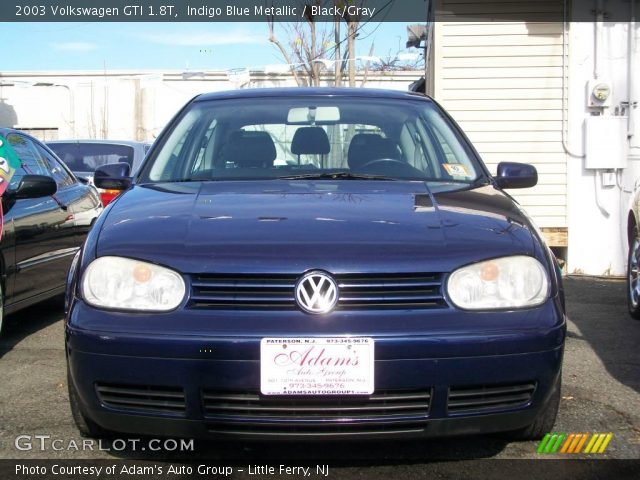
{"left": 494, "top": 162, "right": 538, "bottom": 189}
{"left": 9, "top": 175, "right": 57, "bottom": 199}
{"left": 94, "top": 163, "right": 132, "bottom": 190}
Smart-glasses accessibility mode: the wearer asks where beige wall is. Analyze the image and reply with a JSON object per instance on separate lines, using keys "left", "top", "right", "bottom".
{"left": 432, "top": 2, "right": 567, "bottom": 229}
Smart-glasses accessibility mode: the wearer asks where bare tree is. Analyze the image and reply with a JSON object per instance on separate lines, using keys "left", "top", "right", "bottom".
{"left": 267, "top": 0, "right": 374, "bottom": 87}
{"left": 267, "top": 1, "right": 335, "bottom": 87}
{"left": 369, "top": 49, "right": 425, "bottom": 72}
{"left": 341, "top": 1, "right": 364, "bottom": 87}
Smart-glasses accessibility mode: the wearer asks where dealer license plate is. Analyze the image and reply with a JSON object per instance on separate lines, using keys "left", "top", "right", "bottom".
{"left": 260, "top": 337, "right": 374, "bottom": 395}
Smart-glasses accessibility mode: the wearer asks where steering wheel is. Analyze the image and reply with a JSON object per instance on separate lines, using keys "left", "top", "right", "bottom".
{"left": 356, "top": 158, "right": 423, "bottom": 177}
{"left": 359, "top": 158, "right": 407, "bottom": 169}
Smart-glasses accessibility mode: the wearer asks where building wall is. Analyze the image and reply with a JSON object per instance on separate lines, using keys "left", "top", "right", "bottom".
{"left": 565, "top": 4, "right": 639, "bottom": 275}
{"left": 432, "top": 2, "right": 568, "bottom": 233}
{"left": 0, "top": 71, "right": 417, "bottom": 142}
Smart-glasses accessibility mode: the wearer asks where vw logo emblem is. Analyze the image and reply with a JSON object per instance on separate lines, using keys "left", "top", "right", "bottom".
{"left": 295, "top": 271, "right": 339, "bottom": 314}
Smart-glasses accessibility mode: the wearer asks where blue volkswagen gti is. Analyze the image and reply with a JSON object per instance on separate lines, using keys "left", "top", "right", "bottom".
{"left": 65, "top": 88, "right": 565, "bottom": 441}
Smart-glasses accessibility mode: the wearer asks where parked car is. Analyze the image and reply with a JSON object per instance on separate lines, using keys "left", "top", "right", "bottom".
{"left": 47, "top": 140, "right": 151, "bottom": 206}
{"left": 626, "top": 192, "right": 640, "bottom": 319}
{"left": 0, "top": 128, "right": 102, "bottom": 335}
{"left": 66, "top": 88, "right": 565, "bottom": 441}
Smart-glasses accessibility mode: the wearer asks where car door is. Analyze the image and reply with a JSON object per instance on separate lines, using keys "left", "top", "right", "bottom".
{"left": 4, "top": 133, "right": 74, "bottom": 305}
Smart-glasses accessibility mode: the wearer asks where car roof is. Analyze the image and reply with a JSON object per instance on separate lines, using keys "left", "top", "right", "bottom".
{"left": 194, "top": 87, "right": 433, "bottom": 103}
{"left": 46, "top": 139, "right": 148, "bottom": 147}
{"left": 0, "top": 131, "right": 149, "bottom": 148}
{"left": 0, "top": 127, "right": 37, "bottom": 138}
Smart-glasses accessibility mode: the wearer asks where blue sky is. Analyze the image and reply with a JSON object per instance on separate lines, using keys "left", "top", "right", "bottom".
{"left": 0, "top": 22, "right": 416, "bottom": 71}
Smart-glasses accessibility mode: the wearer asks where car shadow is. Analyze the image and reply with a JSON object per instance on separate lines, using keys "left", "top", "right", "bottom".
{"left": 100, "top": 435, "right": 510, "bottom": 464}
{"left": 563, "top": 277, "right": 640, "bottom": 394}
{"left": 0, "top": 295, "right": 64, "bottom": 360}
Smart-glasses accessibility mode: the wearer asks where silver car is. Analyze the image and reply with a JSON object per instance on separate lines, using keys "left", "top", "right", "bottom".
{"left": 47, "top": 140, "right": 151, "bottom": 205}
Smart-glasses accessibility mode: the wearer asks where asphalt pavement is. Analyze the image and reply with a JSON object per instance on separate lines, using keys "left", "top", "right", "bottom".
{"left": 0, "top": 276, "right": 638, "bottom": 478}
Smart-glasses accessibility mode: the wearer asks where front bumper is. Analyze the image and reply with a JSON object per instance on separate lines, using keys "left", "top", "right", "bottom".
{"left": 66, "top": 299, "right": 565, "bottom": 440}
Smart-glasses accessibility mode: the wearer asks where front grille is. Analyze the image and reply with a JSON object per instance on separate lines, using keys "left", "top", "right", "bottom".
{"left": 202, "top": 390, "right": 432, "bottom": 436}
{"left": 189, "top": 273, "right": 446, "bottom": 310}
{"left": 447, "top": 382, "right": 537, "bottom": 414}
{"left": 96, "top": 383, "right": 186, "bottom": 415}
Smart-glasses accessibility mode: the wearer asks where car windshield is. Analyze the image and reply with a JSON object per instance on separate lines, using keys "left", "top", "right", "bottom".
{"left": 139, "top": 96, "right": 486, "bottom": 185}
{"left": 48, "top": 143, "right": 135, "bottom": 173}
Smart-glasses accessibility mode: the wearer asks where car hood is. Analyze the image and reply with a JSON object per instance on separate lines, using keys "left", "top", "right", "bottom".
{"left": 96, "top": 181, "right": 536, "bottom": 274}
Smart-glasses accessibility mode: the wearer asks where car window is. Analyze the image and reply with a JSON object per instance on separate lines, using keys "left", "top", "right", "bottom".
{"left": 35, "top": 144, "right": 76, "bottom": 189}
{"left": 6, "top": 133, "right": 50, "bottom": 188}
{"left": 47, "top": 143, "right": 135, "bottom": 173}
{"left": 191, "top": 119, "right": 218, "bottom": 174}
{"left": 142, "top": 97, "right": 483, "bottom": 184}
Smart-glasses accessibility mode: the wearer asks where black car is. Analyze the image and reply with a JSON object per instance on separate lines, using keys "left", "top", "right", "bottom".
{"left": 0, "top": 128, "right": 102, "bottom": 334}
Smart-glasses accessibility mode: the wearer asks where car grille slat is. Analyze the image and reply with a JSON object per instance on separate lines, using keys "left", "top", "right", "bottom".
{"left": 189, "top": 273, "right": 446, "bottom": 310}
{"left": 191, "top": 295, "right": 296, "bottom": 303}
{"left": 206, "top": 422, "right": 427, "bottom": 436}
{"left": 96, "top": 385, "right": 185, "bottom": 399}
{"left": 448, "top": 382, "right": 536, "bottom": 414}
{"left": 338, "top": 281, "right": 441, "bottom": 288}
{"left": 96, "top": 383, "right": 186, "bottom": 415}
{"left": 204, "top": 403, "right": 428, "bottom": 414}
{"left": 340, "top": 294, "right": 443, "bottom": 302}
{"left": 202, "top": 390, "right": 431, "bottom": 434}
{"left": 191, "top": 282, "right": 296, "bottom": 289}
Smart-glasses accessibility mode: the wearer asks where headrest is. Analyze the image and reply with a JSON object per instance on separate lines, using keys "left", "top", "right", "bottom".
{"left": 291, "top": 127, "right": 330, "bottom": 155}
{"left": 348, "top": 134, "right": 400, "bottom": 169}
{"left": 223, "top": 131, "right": 277, "bottom": 168}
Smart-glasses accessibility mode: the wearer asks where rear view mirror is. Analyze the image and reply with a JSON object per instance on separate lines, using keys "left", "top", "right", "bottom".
{"left": 10, "top": 175, "right": 57, "bottom": 199}
{"left": 94, "top": 163, "right": 132, "bottom": 190}
{"left": 494, "top": 162, "right": 538, "bottom": 189}
{"left": 287, "top": 106, "right": 340, "bottom": 124}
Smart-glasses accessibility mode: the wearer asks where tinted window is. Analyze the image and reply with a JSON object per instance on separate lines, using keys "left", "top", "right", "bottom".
{"left": 47, "top": 143, "right": 134, "bottom": 173}
{"left": 6, "top": 133, "right": 50, "bottom": 188}
{"left": 36, "top": 144, "right": 75, "bottom": 189}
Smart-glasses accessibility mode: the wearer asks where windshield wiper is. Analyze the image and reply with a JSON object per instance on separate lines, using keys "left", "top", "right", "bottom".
{"left": 277, "top": 172, "right": 398, "bottom": 181}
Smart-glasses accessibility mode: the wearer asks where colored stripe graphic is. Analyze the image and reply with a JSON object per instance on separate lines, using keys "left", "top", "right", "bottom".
{"left": 544, "top": 434, "right": 558, "bottom": 453}
{"left": 538, "top": 433, "right": 613, "bottom": 454}
{"left": 560, "top": 433, "right": 575, "bottom": 453}
{"left": 574, "top": 434, "right": 589, "bottom": 453}
{"left": 584, "top": 434, "right": 598, "bottom": 453}
{"left": 597, "top": 433, "right": 613, "bottom": 453}
{"left": 550, "top": 433, "right": 566, "bottom": 453}
{"left": 537, "top": 434, "right": 552, "bottom": 454}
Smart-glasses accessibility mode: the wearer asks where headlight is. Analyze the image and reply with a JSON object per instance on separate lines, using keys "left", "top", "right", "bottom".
{"left": 447, "top": 256, "right": 549, "bottom": 310}
{"left": 82, "top": 256, "right": 185, "bottom": 312}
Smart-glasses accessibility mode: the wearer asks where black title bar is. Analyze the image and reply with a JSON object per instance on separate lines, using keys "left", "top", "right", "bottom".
{"left": 2, "top": 0, "right": 639, "bottom": 23}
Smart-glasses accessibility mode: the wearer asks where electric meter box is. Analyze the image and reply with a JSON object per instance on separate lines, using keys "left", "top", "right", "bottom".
{"left": 587, "top": 79, "right": 613, "bottom": 108}
{"left": 584, "top": 116, "right": 628, "bottom": 169}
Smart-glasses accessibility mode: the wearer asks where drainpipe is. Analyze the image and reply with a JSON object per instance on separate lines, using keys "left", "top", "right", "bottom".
{"left": 628, "top": 0, "right": 636, "bottom": 139}
{"left": 594, "top": 0, "right": 603, "bottom": 80}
